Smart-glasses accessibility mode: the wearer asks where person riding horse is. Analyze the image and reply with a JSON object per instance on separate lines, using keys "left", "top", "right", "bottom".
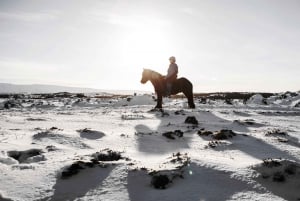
{"left": 165, "top": 56, "right": 178, "bottom": 96}
{"left": 141, "top": 58, "right": 195, "bottom": 109}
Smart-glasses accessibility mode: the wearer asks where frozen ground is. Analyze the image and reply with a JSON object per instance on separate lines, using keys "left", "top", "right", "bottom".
{"left": 0, "top": 93, "right": 300, "bottom": 201}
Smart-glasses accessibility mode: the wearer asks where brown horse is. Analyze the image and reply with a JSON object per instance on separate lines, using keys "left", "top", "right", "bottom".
{"left": 140, "top": 69, "right": 195, "bottom": 109}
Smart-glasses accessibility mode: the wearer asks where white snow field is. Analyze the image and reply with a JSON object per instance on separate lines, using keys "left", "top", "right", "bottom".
{"left": 0, "top": 93, "right": 300, "bottom": 201}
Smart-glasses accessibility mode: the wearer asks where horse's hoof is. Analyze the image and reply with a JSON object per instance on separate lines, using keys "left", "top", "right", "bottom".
{"left": 189, "top": 104, "right": 196, "bottom": 109}
{"left": 149, "top": 108, "right": 163, "bottom": 112}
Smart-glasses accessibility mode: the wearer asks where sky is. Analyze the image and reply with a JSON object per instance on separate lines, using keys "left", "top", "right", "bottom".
{"left": 0, "top": 0, "right": 299, "bottom": 93}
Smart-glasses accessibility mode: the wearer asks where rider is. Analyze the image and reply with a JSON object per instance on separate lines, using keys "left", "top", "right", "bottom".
{"left": 165, "top": 56, "right": 178, "bottom": 96}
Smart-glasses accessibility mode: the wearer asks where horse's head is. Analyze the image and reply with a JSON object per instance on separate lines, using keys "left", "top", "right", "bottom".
{"left": 141, "top": 69, "right": 151, "bottom": 84}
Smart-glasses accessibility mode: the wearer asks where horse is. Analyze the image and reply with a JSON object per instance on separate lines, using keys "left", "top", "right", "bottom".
{"left": 140, "top": 69, "right": 195, "bottom": 109}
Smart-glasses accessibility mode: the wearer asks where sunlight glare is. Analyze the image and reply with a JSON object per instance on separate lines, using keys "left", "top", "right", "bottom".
{"left": 118, "top": 17, "right": 173, "bottom": 73}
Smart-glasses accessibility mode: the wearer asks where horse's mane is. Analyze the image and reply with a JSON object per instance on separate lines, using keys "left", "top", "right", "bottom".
{"left": 144, "top": 69, "right": 163, "bottom": 80}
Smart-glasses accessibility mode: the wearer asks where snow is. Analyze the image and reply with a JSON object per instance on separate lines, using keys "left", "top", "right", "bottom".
{"left": 247, "top": 94, "right": 265, "bottom": 105}
{"left": 247, "top": 92, "right": 300, "bottom": 108}
{"left": 0, "top": 93, "right": 300, "bottom": 201}
{"left": 114, "top": 94, "right": 155, "bottom": 106}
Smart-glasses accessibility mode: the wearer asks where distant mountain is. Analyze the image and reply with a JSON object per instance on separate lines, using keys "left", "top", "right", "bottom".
{"left": 0, "top": 83, "right": 145, "bottom": 95}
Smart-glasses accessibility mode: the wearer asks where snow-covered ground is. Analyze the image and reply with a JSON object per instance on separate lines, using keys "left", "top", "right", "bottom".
{"left": 0, "top": 93, "right": 300, "bottom": 201}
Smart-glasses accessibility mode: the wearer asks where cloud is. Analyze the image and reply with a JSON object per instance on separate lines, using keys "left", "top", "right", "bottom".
{"left": 0, "top": 11, "right": 59, "bottom": 22}
{"left": 87, "top": 9, "right": 171, "bottom": 28}
{"left": 0, "top": 59, "right": 67, "bottom": 74}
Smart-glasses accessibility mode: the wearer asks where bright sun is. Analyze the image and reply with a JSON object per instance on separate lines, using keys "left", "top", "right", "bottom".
{"left": 114, "top": 15, "right": 173, "bottom": 73}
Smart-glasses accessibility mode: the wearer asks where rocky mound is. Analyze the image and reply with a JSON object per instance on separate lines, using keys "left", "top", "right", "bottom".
{"left": 60, "top": 160, "right": 108, "bottom": 179}
{"left": 92, "top": 149, "right": 123, "bottom": 162}
{"left": 60, "top": 149, "right": 124, "bottom": 179}
{"left": 33, "top": 129, "right": 91, "bottom": 149}
{"left": 76, "top": 128, "right": 105, "bottom": 139}
{"left": 7, "top": 149, "right": 45, "bottom": 163}
{"left": 247, "top": 91, "right": 300, "bottom": 107}
{"left": 252, "top": 159, "right": 300, "bottom": 201}
{"left": 162, "top": 130, "right": 184, "bottom": 140}
{"left": 115, "top": 95, "right": 155, "bottom": 106}
{"left": 198, "top": 129, "right": 237, "bottom": 140}
{"left": 184, "top": 116, "right": 198, "bottom": 125}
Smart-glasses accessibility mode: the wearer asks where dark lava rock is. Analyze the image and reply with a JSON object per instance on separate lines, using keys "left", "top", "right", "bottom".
{"left": 4, "top": 100, "right": 21, "bottom": 109}
{"left": 53, "top": 92, "right": 73, "bottom": 98}
{"left": 7, "top": 149, "right": 43, "bottom": 163}
{"left": 151, "top": 174, "right": 171, "bottom": 189}
{"left": 207, "top": 140, "right": 222, "bottom": 148}
{"left": 92, "top": 149, "right": 122, "bottom": 161}
{"left": 61, "top": 160, "right": 108, "bottom": 179}
{"left": 262, "top": 98, "right": 268, "bottom": 105}
{"left": 169, "top": 152, "right": 190, "bottom": 168}
{"left": 162, "top": 130, "right": 184, "bottom": 140}
{"left": 61, "top": 161, "right": 86, "bottom": 179}
{"left": 234, "top": 119, "right": 256, "bottom": 126}
{"left": 212, "top": 129, "right": 236, "bottom": 140}
{"left": 33, "top": 131, "right": 57, "bottom": 139}
{"left": 225, "top": 99, "right": 233, "bottom": 105}
{"left": 26, "top": 118, "right": 47, "bottom": 121}
{"left": 263, "top": 159, "right": 282, "bottom": 168}
{"left": 46, "top": 145, "right": 58, "bottom": 152}
{"left": 198, "top": 130, "right": 213, "bottom": 136}
{"left": 281, "top": 91, "right": 298, "bottom": 99}
{"left": 76, "top": 93, "right": 86, "bottom": 98}
{"left": 0, "top": 94, "right": 10, "bottom": 99}
{"left": 199, "top": 98, "right": 207, "bottom": 104}
{"left": 184, "top": 116, "right": 198, "bottom": 125}
{"left": 266, "top": 129, "right": 287, "bottom": 136}
{"left": 277, "top": 138, "right": 289, "bottom": 143}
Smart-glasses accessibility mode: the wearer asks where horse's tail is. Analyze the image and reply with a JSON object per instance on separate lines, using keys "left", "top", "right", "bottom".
{"left": 178, "top": 77, "right": 195, "bottom": 108}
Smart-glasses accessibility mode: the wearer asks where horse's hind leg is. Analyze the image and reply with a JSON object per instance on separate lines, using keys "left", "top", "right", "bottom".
{"left": 188, "top": 96, "right": 195, "bottom": 108}
{"left": 183, "top": 91, "right": 195, "bottom": 109}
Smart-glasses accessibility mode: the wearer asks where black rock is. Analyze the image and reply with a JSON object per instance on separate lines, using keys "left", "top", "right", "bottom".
{"left": 199, "top": 98, "right": 207, "bottom": 104}
{"left": 7, "top": 149, "right": 43, "bottom": 163}
{"left": 263, "top": 159, "right": 282, "bottom": 168}
{"left": 46, "top": 145, "right": 58, "bottom": 152}
{"left": 174, "top": 130, "right": 183, "bottom": 137}
{"left": 198, "top": 130, "right": 213, "bottom": 136}
{"left": 265, "top": 129, "right": 287, "bottom": 136}
{"left": 61, "top": 161, "right": 85, "bottom": 179}
{"left": 212, "top": 129, "right": 236, "bottom": 140}
{"left": 151, "top": 174, "right": 171, "bottom": 189}
{"left": 184, "top": 116, "right": 198, "bottom": 125}
{"left": 92, "top": 149, "right": 122, "bottom": 161}
{"left": 49, "top": 127, "right": 58, "bottom": 130}
{"left": 225, "top": 99, "right": 233, "bottom": 105}
{"left": 162, "top": 130, "right": 184, "bottom": 140}
{"left": 76, "top": 93, "right": 86, "bottom": 98}
{"left": 163, "top": 132, "right": 175, "bottom": 140}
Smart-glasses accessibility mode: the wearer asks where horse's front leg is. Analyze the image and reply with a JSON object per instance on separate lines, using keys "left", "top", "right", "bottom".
{"left": 155, "top": 92, "right": 163, "bottom": 109}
